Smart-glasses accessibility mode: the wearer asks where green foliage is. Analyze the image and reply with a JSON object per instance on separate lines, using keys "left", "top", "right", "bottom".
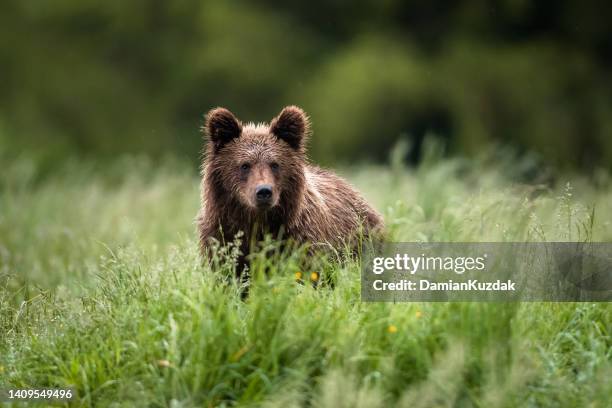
{"left": 1, "top": 1, "right": 611, "bottom": 169}
{"left": 1, "top": 153, "right": 611, "bottom": 406}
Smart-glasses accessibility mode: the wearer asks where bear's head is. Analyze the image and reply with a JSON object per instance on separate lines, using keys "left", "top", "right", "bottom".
{"left": 203, "top": 106, "right": 309, "bottom": 213}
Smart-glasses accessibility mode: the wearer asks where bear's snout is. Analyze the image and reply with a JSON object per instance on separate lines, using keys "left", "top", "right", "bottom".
{"left": 255, "top": 184, "right": 273, "bottom": 206}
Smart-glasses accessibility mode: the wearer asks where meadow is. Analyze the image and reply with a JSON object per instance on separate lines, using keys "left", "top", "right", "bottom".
{"left": 1, "top": 147, "right": 611, "bottom": 407}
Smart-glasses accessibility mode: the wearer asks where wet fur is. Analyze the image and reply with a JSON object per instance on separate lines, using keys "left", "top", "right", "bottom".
{"left": 196, "top": 106, "right": 384, "bottom": 274}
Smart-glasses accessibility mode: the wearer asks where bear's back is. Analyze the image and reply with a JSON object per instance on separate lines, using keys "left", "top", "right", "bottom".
{"left": 287, "top": 164, "right": 384, "bottom": 247}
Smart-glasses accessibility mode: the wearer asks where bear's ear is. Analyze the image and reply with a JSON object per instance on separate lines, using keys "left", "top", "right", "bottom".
{"left": 270, "top": 106, "right": 310, "bottom": 151}
{"left": 204, "top": 107, "right": 242, "bottom": 151}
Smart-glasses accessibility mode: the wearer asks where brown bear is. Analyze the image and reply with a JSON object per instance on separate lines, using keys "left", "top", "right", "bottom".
{"left": 196, "top": 105, "right": 384, "bottom": 274}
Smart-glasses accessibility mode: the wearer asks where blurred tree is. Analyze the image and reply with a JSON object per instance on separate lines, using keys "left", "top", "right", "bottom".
{"left": 0, "top": 0, "right": 610, "bottom": 170}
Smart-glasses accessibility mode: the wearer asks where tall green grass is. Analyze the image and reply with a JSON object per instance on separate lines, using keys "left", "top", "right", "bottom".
{"left": 0, "top": 152, "right": 611, "bottom": 407}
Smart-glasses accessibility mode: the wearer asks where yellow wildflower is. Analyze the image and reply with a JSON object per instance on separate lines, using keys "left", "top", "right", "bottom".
{"left": 156, "top": 359, "right": 172, "bottom": 368}
{"left": 387, "top": 324, "right": 398, "bottom": 334}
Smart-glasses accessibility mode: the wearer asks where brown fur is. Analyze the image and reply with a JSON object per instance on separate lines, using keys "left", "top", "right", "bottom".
{"left": 196, "top": 106, "right": 384, "bottom": 272}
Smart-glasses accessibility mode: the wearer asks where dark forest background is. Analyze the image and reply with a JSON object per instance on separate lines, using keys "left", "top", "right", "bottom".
{"left": 1, "top": 0, "right": 611, "bottom": 171}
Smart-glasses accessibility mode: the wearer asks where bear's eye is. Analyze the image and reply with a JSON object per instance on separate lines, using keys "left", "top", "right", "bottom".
{"left": 240, "top": 163, "right": 250, "bottom": 171}
{"left": 270, "top": 162, "right": 279, "bottom": 171}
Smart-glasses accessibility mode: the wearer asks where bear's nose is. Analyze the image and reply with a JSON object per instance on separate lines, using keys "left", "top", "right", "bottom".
{"left": 255, "top": 185, "right": 273, "bottom": 204}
